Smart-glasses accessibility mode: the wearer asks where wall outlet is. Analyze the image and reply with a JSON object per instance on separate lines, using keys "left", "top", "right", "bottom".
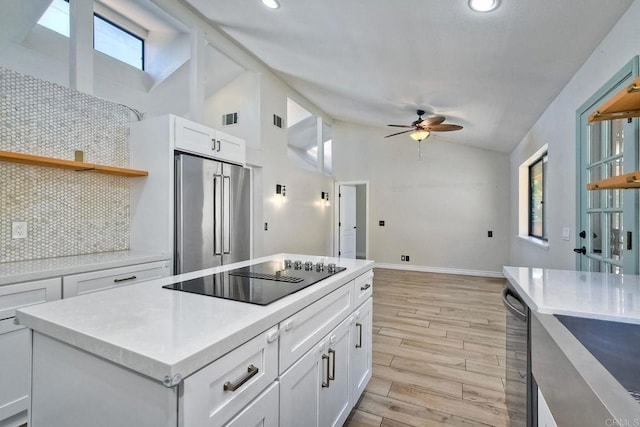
{"left": 405, "top": 255, "right": 410, "bottom": 262}
{"left": 488, "top": 230, "right": 493, "bottom": 238}
{"left": 264, "top": 222, "right": 268, "bottom": 231}
{"left": 401, "top": 255, "right": 406, "bottom": 261}
{"left": 12, "top": 222, "right": 27, "bottom": 239}
{"left": 379, "top": 220, "right": 385, "bottom": 226}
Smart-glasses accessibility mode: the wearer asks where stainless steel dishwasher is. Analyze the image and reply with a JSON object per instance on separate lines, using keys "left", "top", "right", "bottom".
{"left": 502, "top": 285, "right": 535, "bottom": 427}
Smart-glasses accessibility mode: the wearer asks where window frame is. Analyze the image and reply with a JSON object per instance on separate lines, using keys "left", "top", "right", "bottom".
{"left": 528, "top": 152, "right": 547, "bottom": 241}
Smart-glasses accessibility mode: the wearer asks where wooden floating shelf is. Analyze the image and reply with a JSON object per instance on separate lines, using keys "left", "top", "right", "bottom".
{"left": 587, "top": 170, "right": 640, "bottom": 190}
{"left": 588, "top": 76, "right": 640, "bottom": 123}
{"left": 0, "top": 150, "right": 148, "bottom": 177}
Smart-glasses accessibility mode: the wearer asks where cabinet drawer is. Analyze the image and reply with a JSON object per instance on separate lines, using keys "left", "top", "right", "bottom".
{"left": 0, "top": 277, "right": 61, "bottom": 320}
{"left": 62, "top": 261, "right": 169, "bottom": 298}
{"left": 353, "top": 270, "right": 373, "bottom": 308}
{"left": 180, "top": 326, "right": 279, "bottom": 427}
{"left": 279, "top": 283, "right": 353, "bottom": 374}
{"left": 224, "top": 381, "right": 278, "bottom": 427}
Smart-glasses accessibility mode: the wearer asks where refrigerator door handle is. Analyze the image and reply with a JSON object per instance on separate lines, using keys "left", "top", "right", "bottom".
{"left": 223, "top": 176, "right": 231, "bottom": 254}
{"left": 214, "top": 174, "right": 223, "bottom": 255}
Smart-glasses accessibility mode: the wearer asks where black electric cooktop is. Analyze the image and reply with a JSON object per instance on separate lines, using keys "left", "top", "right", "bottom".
{"left": 163, "top": 260, "right": 346, "bottom": 305}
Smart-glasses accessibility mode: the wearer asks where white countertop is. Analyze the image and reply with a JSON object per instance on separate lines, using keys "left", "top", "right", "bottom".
{"left": 16, "top": 253, "right": 374, "bottom": 386}
{"left": 0, "top": 250, "right": 169, "bottom": 286}
{"left": 503, "top": 266, "right": 640, "bottom": 325}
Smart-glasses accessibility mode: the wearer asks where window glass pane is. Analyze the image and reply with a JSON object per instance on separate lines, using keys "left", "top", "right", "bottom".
{"left": 529, "top": 157, "right": 544, "bottom": 238}
{"left": 609, "top": 212, "right": 623, "bottom": 262}
{"left": 94, "top": 15, "right": 144, "bottom": 70}
{"left": 588, "top": 122, "right": 602, "bottom": 164}
{"left": 37, "top": 0, "right": 70, "bottom": 37}
{"left": 589, "top": 213, "right": 603, "bottom": 255}
{"left": 608, "top": 120, "right": 624, "bottom": 157}
{"left": 588, "top": 165, "right": 602, "bottom": 209}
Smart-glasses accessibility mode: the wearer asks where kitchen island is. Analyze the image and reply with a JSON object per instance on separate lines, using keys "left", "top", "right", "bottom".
{"left": 504, "top": 266, "right": 640, "bottom": 426}
{"left": 16, "top": 253, "right": 375, "bottom": 427}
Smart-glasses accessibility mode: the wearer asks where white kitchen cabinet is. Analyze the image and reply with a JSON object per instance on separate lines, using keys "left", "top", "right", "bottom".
{"left": 180, "top": 326, "right": 279, "bottom": 427}
{"left": 279, "top": 316, "right": 352, "bottom": 427}
{"left": 0, "top": 320, "right": 30, "bottom": 427}
{"left": 537, "top": 387, "right": 558, "bottom": 427}
{"left": 174, "top": 116, "right": 245, "bottom": 166}
{"left": 224, "top": 382, "right": 279, "bottom": 427}
{"left": 279, "top": 283, "right": 353, "bottom": 373}
{"left": 0, "top": 277, "right": 60, "bottom": 427}
{"left": 62, "top": 261, "right": 170, "bottom": 298}
{"left": 350, "top": 297, "right": 372, "bottom": 405}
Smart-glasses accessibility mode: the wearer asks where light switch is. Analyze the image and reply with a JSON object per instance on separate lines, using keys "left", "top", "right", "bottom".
{"left": 561, "top": 227, "right": 570, "bottom": 241}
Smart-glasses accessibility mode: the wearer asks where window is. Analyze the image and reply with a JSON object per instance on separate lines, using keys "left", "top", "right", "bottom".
{"left": 528, "top": 153, "right": 547, "bottom": 240}
{"left": 37, "top": 0, "right": 145, "bottom": 70}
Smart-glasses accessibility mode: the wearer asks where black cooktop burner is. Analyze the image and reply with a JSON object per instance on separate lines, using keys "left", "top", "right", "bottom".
{"left": 163, "top": 260, "right": 346, "bottom": 305}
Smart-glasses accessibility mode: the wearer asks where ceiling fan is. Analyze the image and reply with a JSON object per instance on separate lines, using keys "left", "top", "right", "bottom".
{"left": 385, "top": 109, "right": 463, "bottom": 142}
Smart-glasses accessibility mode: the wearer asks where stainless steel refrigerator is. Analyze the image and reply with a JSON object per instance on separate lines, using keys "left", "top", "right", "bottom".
{"left": 174, "top": 153, "right": 250, "bottom": 274}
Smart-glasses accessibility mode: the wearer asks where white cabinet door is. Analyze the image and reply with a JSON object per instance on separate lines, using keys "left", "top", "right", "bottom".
{"left": 319, "top": 316, "right": 352, "bottom": 427}
{"left": 0, "top": 320, "right": 30, "bottom": 427}
{"left": 62, "top": 261, "right": 170, "bottom": 298}
{"left": 174, "top": 116, "right": 217, "bottom": 156}
{"left": 279, "top": 341, "right": 322, "bottom": 427}
{"left": 279, "top": 284, "right": 353, "bottom": 373}
{"left": 350, "top": 298, "right": 372, "bottom": 404}
{"left": 224, "top": 382, "right": 278, "bottom": 427}
{"left": 353, "top": 270, "right": 373, "bottom": 308}
{"left": 214, "top": 131, "right": 245, "bottom": 165}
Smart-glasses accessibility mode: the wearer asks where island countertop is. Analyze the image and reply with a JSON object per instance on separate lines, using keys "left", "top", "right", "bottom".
{"left": 16, "top": 253, "right": 374, "bottom": 385}
{"left": 503, "top": 266, "right": 640, "bottom": 325}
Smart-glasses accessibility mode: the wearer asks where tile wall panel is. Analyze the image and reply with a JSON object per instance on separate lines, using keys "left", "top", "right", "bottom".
{"left": 0, "top": 67, "right": 131, "bottom": 263}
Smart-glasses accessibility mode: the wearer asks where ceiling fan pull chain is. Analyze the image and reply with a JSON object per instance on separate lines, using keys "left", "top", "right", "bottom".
{"left": 418, "top": 141, "right": 423, "bottom": 161}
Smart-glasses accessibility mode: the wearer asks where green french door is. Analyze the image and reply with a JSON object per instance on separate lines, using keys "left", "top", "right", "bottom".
{"left": 577, "top": 58, "right": 639, "bottom": 274}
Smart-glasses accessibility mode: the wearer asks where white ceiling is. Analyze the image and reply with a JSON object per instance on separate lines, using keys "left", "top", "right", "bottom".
{"left": 184, "top": 0, "right": 632, "bottom": 153}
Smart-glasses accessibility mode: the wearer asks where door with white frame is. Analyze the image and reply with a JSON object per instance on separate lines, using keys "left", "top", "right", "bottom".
{"left": 335, "top": 182, "right": 369, "bottom": 259}
{"left": 577, "top": 57, "right": 639, "bottom": 274}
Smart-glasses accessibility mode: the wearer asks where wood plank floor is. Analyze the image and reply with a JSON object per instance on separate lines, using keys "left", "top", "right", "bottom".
{"left": 344, "top": 268, "right": 509, "bottom": 427}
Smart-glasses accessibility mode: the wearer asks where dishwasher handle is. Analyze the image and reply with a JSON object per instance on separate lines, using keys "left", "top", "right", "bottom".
{"left": 502, "top": 287, "right": 527, "bottom": 321}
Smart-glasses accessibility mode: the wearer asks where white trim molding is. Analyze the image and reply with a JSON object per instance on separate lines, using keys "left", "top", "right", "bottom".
{"left": 374, "top": 263, "right": 504, "bottom": 278}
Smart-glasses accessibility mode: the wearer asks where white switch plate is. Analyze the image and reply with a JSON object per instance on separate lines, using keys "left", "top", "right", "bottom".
{"left": 12, "top": 222, "right": 27, "bottom": 239}
{"left": 561, "top": 227, "right": 570, "bottom": 241}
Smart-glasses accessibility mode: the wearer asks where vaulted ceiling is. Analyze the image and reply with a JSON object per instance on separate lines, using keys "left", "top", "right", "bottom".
{"left": 183, "top": 0, "right": 633, "bottom": 152}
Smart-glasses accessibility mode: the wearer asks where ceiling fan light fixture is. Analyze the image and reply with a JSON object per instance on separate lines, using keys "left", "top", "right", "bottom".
{"left": 260, "top": 0, "right": 280, "bottom": 9}
{"left": 410, "top": 130, "right": 430, "bottom": 141}
{"left": 469, "top": 0, "right": 500, "bottom": 12}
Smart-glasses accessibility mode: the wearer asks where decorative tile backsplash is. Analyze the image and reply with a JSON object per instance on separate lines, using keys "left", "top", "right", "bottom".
{"left": 0, "top": 67, "right": 131, "bottom": 263}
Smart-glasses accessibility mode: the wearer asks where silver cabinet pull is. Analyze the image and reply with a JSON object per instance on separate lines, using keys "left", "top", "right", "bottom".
{"left": 356, "top": 323, "right": 363, "bottom": 348}
{"left": 217, "top": 140, "right": 222, "bottom": 152}
{"left": 223, "top": 365, "right": 258, "bottom": 392}
{"left": 114, "top": 275, "right": 137, "bottom": 283}
{"left": 328, "top": 348, "right": 336, "bottom": 381}
{"left": 211, "top": 138, "right": 216, "bottom": 151}
{"left": 321, "top": 354, "right": 330, "bottom": 388}
{"left": 360, "top": 283, "right": 371, "bottom": 291}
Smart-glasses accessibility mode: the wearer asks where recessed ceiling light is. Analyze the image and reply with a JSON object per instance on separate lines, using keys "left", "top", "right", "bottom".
{"left": 261, "top": 0, "right": 280, "bottom": 9}
{"left": 469, "top": 0, "right": 500, "bottom": 12}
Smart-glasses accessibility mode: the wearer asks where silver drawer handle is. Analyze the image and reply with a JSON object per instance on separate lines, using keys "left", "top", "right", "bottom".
{"left": 223, "top": 365, "right": 259, "bottom": 392}
{"left": 356, "top": 323, "right": 363, "bottom": 348}
{"left": 114, "top": 275, "right": 137, "bottom": 283}
{"left": 321, "top": 354, "right": 330, "bottom": 388}
{"left": 360, "top": 283, "right": 371, "bottom": 291}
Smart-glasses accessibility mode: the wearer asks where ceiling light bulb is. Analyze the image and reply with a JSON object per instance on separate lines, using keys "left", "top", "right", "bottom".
{"left": 410, "top": 130, "right": 430, "bottom": 141}
{"left": 469, "top": 0, "right": 500, "bottom": 12}
{"left": 261, "top": 0, "right": 280, "bottom": 9}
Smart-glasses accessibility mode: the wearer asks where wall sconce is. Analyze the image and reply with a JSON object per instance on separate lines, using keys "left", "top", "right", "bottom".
{"left": 276, "top": 184, "right": 287, "bottom": 201}
{"left": 321, "top": 192, "right": 330, "bottom": 206}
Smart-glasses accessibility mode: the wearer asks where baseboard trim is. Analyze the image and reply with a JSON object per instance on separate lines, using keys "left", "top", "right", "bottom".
{"left": 374, "top": 263, "right": 504, "bottom": 278}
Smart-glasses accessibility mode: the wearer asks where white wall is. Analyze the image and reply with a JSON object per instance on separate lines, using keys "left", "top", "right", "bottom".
{"left": 509, "top": 1, "right": 640, "bottom": 269}
{"left": 333, "top": 123, "right": 510, "bottom": 274}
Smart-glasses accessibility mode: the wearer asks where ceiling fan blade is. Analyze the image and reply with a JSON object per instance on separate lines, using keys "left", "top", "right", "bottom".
{"left": 419, "top": 116, "right": 446, "bottom": 128}
{"left": 384, "top": 129, "right": 413, "bottom": 138}
{"left": 387, "top": 124, "right": 415, "bottom": 128}
{"left": 427, "top": 124, "right": 463, "bottom": 132}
